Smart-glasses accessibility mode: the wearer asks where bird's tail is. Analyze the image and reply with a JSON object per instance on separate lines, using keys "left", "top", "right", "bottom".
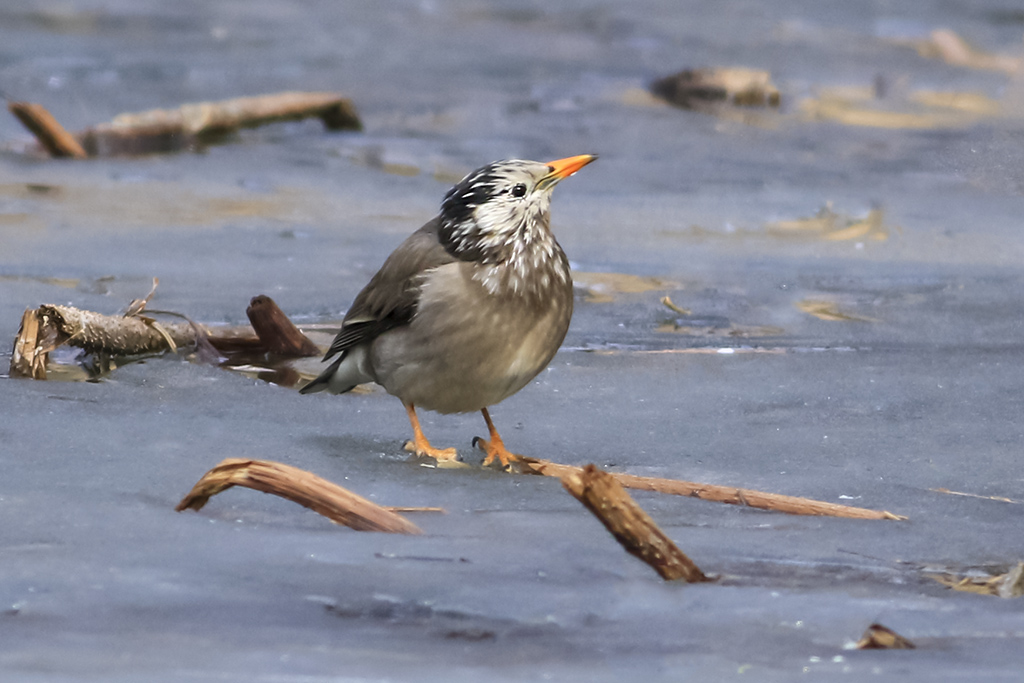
{"left": 298, "top": 355, "right": 345, "bottom": 394}
{"left": 298, "top": 346, "right": 371, "bottom": 395}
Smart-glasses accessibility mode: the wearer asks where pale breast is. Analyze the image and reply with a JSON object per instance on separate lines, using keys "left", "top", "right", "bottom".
{"left": 369, "top": 261, "right": 572, "bottom": 414}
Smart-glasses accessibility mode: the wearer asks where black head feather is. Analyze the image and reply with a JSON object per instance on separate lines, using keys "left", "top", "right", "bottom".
{"left": 438, "top": 164, "right": 504, "bottom": 261}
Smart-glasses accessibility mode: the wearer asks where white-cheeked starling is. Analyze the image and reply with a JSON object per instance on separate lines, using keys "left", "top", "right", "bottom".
{"left": 301, "top": 154, "right": 597, "bottom": 467}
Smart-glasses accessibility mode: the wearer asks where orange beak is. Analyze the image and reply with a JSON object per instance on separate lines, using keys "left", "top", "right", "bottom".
{"left": 539, "top": 154, "right": 597, "bottom": 188}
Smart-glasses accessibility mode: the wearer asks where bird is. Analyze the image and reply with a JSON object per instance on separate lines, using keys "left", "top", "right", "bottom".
{"left": 300, "top": 154, "right": 597, "bottom": 468}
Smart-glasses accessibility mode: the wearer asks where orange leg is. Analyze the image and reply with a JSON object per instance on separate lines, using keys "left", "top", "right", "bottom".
{"left": 402, "top": 402, "right": 458, "bottom": 461}
{"left": 474, "top": 407, "right": 522, "bottom": 468}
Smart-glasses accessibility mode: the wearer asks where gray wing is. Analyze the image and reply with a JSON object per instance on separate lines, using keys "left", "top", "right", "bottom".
{"left": 323, "top": 216, "right": 455, "bottom": 360}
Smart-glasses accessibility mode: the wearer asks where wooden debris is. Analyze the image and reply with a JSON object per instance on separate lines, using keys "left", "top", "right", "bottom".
{"left": 855, "top": 623, "right": 916, "bottom": 650}
{"left": 651, "top": 67, "right": 780, "bottom": 110}
{"left": 8, "top": 303, "right": 194, "bottom": 379}
{"left": 176, "top": 458, "right": 422, "bottom": 534}
{"left": 795, "top": 299, "right": 878, "bottom": 323}
{"left": 928, "top": 561, "right": 1024, "bottom": 598}
{"left": 9, "top": 92, "right": 361, "bottom": 158}
{"left": 384, "top": 506, "right": 446, "bottom": 514}
{"left": 124, "top": 277, "right": 161, "bottom": 318}
{"left": 660, "top": 295, "right": 691, "bottom": 316}
{"left": 198, "top": 325, "right": 265, "bottom": 353}
{"left": 520, "top": 458, "right": 905, "bottom": 521}
{"left": 930, "top": 487, "right": 1020, "bottom": 504}
{"left": 114, "top": 91, "right": 361, "bottom": 133}
{"left": 246, "top": 295, "right": 320, "bottom": 357}
{"left": 562, "top": 464, "right": 708, "bottom": 582}
{"left": 9, "top": 308, "right": 52, "bottom": 379}
{"left": 8, "top": 293, "right": 322, "bottom": 378}
{"left": 766, "top": 205, "right": 890, "bottom": 241}
{"left": 80, "top": 91, "right": 361, "bottom": 156}
{"left": 7, "top": 101, "right": 88, "bottom": 158}
{"left": 25, "top": 304, "right": 196, "bottom": 357}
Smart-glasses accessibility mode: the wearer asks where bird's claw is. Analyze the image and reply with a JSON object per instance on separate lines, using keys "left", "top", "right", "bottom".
{"left": 403, "top": 439, "right": 465, "bottom": 468}
{"left": 473, "top": 436, "right": 523, "bottom": 471}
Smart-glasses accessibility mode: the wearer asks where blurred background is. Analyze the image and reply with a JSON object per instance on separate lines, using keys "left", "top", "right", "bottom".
{"left": 2, "top": 2, "right": 1024, "bottom": 680}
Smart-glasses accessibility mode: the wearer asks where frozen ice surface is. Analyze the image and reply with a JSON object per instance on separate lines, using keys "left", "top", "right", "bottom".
{"left": 3, "top": 0, "right": 1024, "bottom": 680}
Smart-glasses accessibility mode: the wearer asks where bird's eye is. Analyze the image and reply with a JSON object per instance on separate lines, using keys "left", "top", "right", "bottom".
{"left": 510, "top": 183, "right": 527, "bottom": 198}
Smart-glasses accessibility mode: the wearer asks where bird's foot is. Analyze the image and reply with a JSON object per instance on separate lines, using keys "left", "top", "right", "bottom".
{"left": 403, "top": 439, "right": 465, "bottom": 468}
{"left": 473, "top": 435, "right": 524, "bottom": 471}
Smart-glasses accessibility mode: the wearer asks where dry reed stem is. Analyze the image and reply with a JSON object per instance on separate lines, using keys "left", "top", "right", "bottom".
{"left": 176, "top": 458, "right": 422, "bottom": 534}
{"left": 562, "top": 464, "right": 708, "bottom": 582}
{"left": 521, "top": 458, "right": 905, "bottom": 520}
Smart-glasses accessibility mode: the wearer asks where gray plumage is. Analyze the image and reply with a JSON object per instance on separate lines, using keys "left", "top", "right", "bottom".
{"left": 301, "top": 155, "right": 595, "bottom": 464}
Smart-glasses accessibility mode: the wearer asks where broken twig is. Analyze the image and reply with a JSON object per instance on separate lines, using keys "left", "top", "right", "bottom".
{"left": 8, "top": 293, "right": 322, "bottom": 378}
{"left": 7, "top": 101, "right": 88, "bottom": 158}
{"left": 28, "top": 304, "right": 196, "bottom": 356}
{"left": 520, "top": 458, "right": 905, "bottom": 520}
{"left": 930, "top": 487, "right": 1020, "bottom": 504}
{"left": 660, "top": 295, "right": 691, "bottom": 316}
{"left": 246, "top": 295, "right": 320, "bottom": 357}
{"left": 855, "top": 623, "right": 916, "bottom": 650}
{"left": 927, "top": 561, "right": 1024, "bottom": 598}
{"left": 9, "top": 92, "right": 361, "bottom": 158}
{"left": 80, "top": 91, "right": 361, "bottom": 156}
{"left": 563, "top": 464, "right": 708, "bottom": 582}
{"left": 176, "top": 458, "right": 422, "bottom": 534}
{"left": 10, "top": 308, "right": 52, "bottom": 379}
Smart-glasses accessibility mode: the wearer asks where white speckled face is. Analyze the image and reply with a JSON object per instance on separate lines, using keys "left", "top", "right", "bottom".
{"left": 438, "top": 159, "right": 572, "bottom": 297}
{"left": 468, "top": 161, "right": 554, "bottom": 252}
